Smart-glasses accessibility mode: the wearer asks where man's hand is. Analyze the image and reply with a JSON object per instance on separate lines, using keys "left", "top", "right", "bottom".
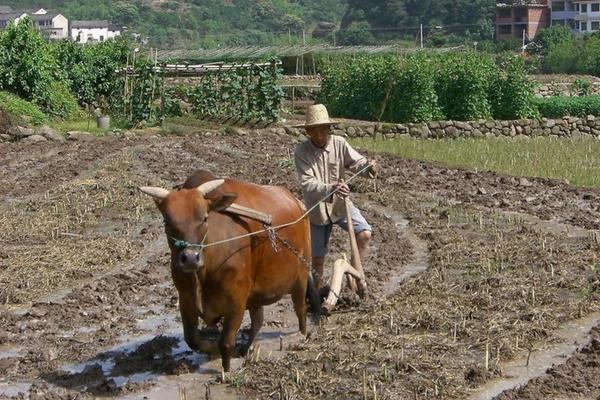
{"left": 333, "top": 180, "right": 350, "bottom": 197}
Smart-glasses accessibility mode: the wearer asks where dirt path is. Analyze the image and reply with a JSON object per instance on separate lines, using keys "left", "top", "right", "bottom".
{"left": 0, "top": 132, "right": 598, "bottom": 399}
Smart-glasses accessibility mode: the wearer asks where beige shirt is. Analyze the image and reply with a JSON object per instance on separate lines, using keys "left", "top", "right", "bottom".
{"left": 294, "top": 134, "right": 371, "bottom": 225}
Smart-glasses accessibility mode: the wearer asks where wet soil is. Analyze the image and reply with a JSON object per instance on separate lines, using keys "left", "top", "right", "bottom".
{"left": 494, "top": 326, "right": 600, "bottom": 400}
{"left": 0, "top": 130, "right": 598, "bottom": 399}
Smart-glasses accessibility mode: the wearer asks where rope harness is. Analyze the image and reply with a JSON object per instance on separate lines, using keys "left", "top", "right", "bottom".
{"left": 169, "top": 163, "right": 373, "bottom": 264}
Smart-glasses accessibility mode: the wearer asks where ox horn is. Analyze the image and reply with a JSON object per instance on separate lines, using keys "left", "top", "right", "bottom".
{"left": 139, "top": 186, "right": 170, "bottom": 199}
{"left": 197, "top": 179, "right": 225, "bottom": 197}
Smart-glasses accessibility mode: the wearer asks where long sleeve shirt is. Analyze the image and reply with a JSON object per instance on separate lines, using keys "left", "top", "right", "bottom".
{"left": 294, "top": 134, "right": 372, "bottom": 225}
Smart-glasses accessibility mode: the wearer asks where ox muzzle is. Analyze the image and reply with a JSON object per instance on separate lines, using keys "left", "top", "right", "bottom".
{"left": 177, "top": 248, "right": 204, "bottom": 273}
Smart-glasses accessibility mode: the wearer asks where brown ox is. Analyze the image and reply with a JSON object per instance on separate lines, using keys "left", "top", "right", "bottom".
{"left": 140, "top": 171, "right": 317, "bottom": 371}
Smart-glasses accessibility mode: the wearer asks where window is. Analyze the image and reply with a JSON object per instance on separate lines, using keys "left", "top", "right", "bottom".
{"left": 581, "top": 21, "right": 588, "bottom": 30}
{"left": 552, "top": 1, "right": 565, "bottom": 11}
{"left": 568, "top": 19, "right": 577, "bottom": 28}
{"left": 593, "top": 3, "right": 600, "bottom": 11}
{"left": 575, "top": 20, "right": 580, "bottom": 29}
{"left": 592, "top": 21, "right": 600, "bottom": 30}
{"left": 99, "top": 35, "right": 104, "bottom": 41}
{"left": 576, "top": 3, "right": 580, "bottom": 11}
{"left": 582, "top": 3, "right": 588, "bottom": 12}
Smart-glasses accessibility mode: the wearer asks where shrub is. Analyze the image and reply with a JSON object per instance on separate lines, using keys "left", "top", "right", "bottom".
{"left": 318, "top": 51, "right": 537, "bottom": 123}
{"left": 490, "top": 54, "right": 539, "bottom": 120}
{"left": 0, "top": 18, "right": 57, "bottom": 104}
{"left": 319, "top": 55, "right": 393, "bottom": 121}
{"left": 435, "top": 52, "right": 495, "bottom": 121}
{"left": 532, "top": 25, "right": 572, "bottom": 55}
{"left": 535, "top": 95, "right": 600, "bottom": 118}
{"left": 43, "top": 81, "right": 82, "bottom": 120}
{"left": 544, "top": 39, "right": 578, "bottom": 74}
{"left": 572, "top": 78, "right": 592, "bottom": 96}
{"left": 385, "top": 54, "right": 443, "bottom": 123}
{"left": 0, "top": 91, "right": 48, "bottom": 125}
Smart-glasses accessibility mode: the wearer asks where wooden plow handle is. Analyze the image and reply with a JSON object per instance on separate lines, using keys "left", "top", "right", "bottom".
{"left": 344, "top": 197, "right": 367, "bottom": 299}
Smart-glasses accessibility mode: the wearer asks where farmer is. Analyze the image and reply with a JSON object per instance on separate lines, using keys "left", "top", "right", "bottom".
{"left": 294, "top": 104, "right": 377, "bottom": 291}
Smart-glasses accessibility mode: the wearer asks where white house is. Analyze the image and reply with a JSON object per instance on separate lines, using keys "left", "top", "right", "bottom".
{"left": 71, "top": 20, "right": 121, "bottom": 44}
{"left": 0, "top": 11, "right": 27, "bottom": 29}
{"left": 572, "top": 0, "right": 600, "bottom": 32}
{"left": 0, "top": 8, "right": 68, "bottom": 39}
{"left": 550, "top": 1, "right": 578, "bottom": 31}
{"left": 31, "top": 12, "right": 69, "bottom": 39}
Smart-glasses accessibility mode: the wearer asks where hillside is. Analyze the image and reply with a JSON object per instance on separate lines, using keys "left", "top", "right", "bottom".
{"left": 0, "top": 0, "right": 497, "bottom": 48}
{"left": 0, "top": 0, "right": 347, "bottom": 47}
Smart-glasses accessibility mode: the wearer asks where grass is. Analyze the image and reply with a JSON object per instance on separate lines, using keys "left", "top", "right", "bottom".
{"left": 50, "top": 117, "right": 114, "bottom": 135}
{"left": 352, "top": 136, "right": 600, "bottom": 188}
{"left": 0, "top": 91, "right": 48, "bottom": 125}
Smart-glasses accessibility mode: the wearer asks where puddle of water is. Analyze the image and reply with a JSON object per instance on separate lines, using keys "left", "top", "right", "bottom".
{"left": 63, "top": 358, "right": 115, "bottom": 375}
{"left": 0, "top": 346, "right": 21, "bottom": 359}
{"left": 0, "top": 382, "right": 32, "bottom": 398}
{"left": 502, "top": 210, "right": 597, "bottom": 239}
{"left": 136, "top": 313, "right": 177, "bottom": 331}
{"left": 362, "top": 199, "right": 430, "bottom": 295}
{"left": 469, "top": 312, "right": 600, "bottom": 400}
{"left": 112, "top": 372, "right": 156, "bottom": 387}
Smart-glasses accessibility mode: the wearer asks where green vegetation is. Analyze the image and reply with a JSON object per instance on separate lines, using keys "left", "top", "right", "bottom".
{"left": 0, "top": 17, "right": 127, "bottom": 122}
{"left": 0, "top": 0, "right": 499, "bottom": 48}
{"left": 0, "top": 91, "right": 48, "bottom": 125}
{"left": 340, "top": 0, "right": 495, "bottom": 45}
{"left": 532, "top": 26, "right": 600, "bottom": 75}
{"left": 353, "top": 136, "right": 600, "bottom": 187}
{"left": 534, "top": 96, "right": 600, "bottom": 118}
{"left": 319, "top": 52, "right": 539, "bottom": 123}
{"left": 168, "top": 62, "right": 283, "bottom": 123}
{"left": 49, "top": 118, "right": 111, "bottom": 135}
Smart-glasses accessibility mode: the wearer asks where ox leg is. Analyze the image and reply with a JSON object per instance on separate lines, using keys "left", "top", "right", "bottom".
{"left": 219, "top": 308, "right": 244, "bottom": 372}
{"left": 241, "top": 306, "right": 264, "bottom": 355}
{"left": 291, "top": 279, "right": 308, "bottom": 335}
{"left": 179, "top": 297, "right": 203, "bottom": 352}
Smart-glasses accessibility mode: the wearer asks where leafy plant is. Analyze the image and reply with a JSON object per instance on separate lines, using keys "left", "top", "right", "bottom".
{"left": 113, "top": 58, "right": 163, "bottom": 125}
{"left": 0, "top": 17, "right": 57, "bottom": 105}
{"left": 435, "top": 52, "right": 495, "bottom": 120}
{"left": 187, "top": 60, "right": 283, "bottom": 122}
{"left": 0, "top": 91, "right": 48, "bottom": 126}
{"left": 571, "top": 78, "right": 592, "bottom": 96}
{"left": 319, "top": 51, "right": 537, "bottom": 123}
{"left": 534, "top": 95, "right": 600, "bottom": 118}
{"left": 489, "top": 54, "right": 539, "bottom": 120}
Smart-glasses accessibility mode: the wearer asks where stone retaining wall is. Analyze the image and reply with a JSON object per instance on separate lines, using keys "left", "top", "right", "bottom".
{"left": 536, "top": 82, "right": 600, "bottom": 97}
{"left": 325, "top": 116, "right": 600, "bottom": 140}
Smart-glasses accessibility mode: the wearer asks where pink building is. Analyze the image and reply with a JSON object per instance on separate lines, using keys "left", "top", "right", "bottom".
{"left": 496, "top": 1, "right": 551, "bottom": 41}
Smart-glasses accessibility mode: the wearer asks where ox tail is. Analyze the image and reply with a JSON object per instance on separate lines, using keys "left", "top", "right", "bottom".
{"left": 306, "top": 272, "right": 321, "bottom": 322}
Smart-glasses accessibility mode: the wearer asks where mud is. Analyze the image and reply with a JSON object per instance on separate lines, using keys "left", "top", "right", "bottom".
{"left": 0, "top": 130, "right": 598, "bottom": 399}
{"left": 494, "top": 325, "right": 600, "bottom": 400}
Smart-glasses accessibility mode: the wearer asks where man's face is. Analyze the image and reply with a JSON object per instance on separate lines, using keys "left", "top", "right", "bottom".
{"left": 307, "top": 125, "right": 331, "bottom": 148}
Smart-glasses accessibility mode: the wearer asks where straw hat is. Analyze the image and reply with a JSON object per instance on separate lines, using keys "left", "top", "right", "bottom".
{"left": 295, "top": 104, "right": 337, "bottom": 128}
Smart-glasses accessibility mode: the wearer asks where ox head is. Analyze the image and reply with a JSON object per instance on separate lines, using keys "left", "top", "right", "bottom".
{"left": 139, "top": 179, "right": 237, "bottom": 273}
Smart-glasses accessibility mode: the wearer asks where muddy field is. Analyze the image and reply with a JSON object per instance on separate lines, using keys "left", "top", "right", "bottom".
{"left": 0, "top": 128, "right": 598, "bottom": 399}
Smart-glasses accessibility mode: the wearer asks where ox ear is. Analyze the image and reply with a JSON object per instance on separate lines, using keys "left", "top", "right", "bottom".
{"left": 139, "top": 186, "right": 169, "bottom": 205}
{"left": 208, "top": 192, "right": 237, "bottom": 212}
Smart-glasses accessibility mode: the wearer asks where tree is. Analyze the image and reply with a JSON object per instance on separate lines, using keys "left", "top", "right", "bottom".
{"left": 0, "top": 17, "right": 56, "bottom": 103}
{"left": 532, "top": 25, "right": 572, "bottom": 55}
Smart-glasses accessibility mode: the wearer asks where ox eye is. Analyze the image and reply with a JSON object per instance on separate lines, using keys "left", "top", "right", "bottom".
{"left": 203, "top": 215, "right": 208, "bottom": 223}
